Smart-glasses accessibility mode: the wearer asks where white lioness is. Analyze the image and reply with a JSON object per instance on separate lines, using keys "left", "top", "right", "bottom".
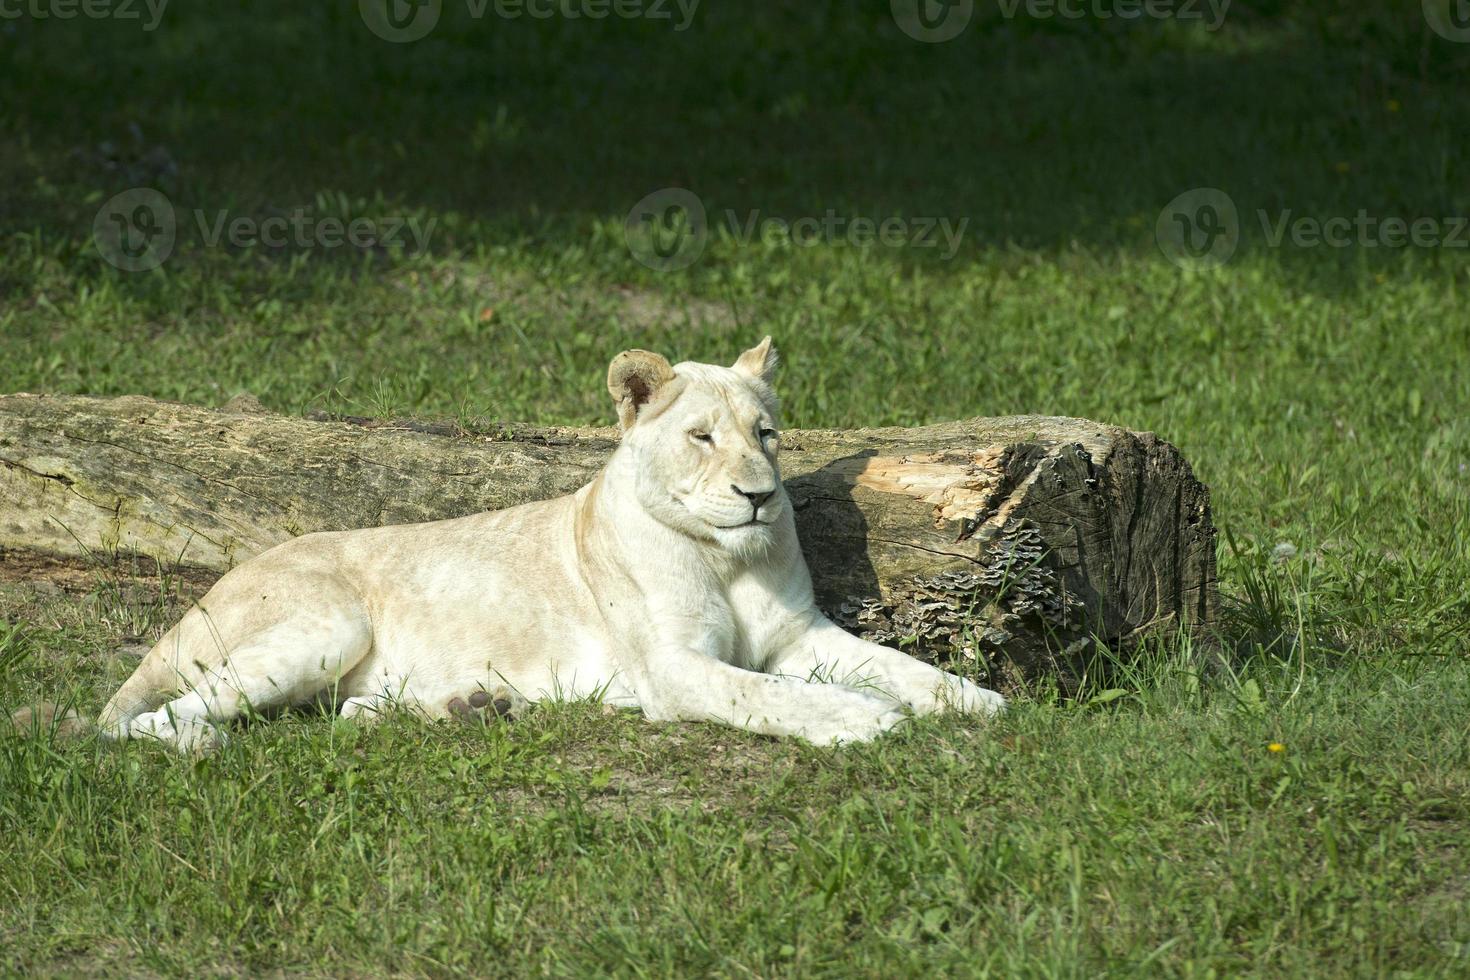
{"left": 15, "top": 339, "right": 1004, "bottom": 753}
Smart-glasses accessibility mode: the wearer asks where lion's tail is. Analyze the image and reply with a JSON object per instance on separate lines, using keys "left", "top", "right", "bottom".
{"left": 8, "top": 630, "right": 189, "bottom": 744}
{"left": 6, "top": 703, "right": 94, "bottom": 739}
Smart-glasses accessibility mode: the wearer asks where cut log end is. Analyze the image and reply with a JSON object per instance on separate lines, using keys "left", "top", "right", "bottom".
{"left": 801, "top": 431, "right": 1217, "bottom": 688}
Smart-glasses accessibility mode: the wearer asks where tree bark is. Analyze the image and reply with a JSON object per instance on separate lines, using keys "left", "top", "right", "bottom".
{"left": 0, "top": 394, "right": 1216, "bottom": 688}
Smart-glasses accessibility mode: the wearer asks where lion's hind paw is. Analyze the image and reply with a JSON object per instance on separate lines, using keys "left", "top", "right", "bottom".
{"left": 447, "top": 687, "right": 528, "bottom": 726}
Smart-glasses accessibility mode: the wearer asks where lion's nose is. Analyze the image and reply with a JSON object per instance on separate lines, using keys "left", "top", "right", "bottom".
{"left": 731, "top": 484, "right": 775, "bottom": 510}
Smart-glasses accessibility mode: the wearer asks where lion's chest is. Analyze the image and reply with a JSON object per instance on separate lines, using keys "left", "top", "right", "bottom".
{"left": 650, "top": 573, "right": 807, "bottom": 671}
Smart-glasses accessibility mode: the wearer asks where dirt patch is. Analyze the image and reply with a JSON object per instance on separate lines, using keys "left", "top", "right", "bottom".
{"left": 0, "top": 548, "right": 216, "bottom": 595}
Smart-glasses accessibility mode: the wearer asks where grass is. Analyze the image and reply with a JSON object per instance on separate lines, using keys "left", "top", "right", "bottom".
{"left": 2, "top": 0, "right": 1469, "bottom": 974}
{"left": 3, "top": 586, "right": 1467, "bottom": 976}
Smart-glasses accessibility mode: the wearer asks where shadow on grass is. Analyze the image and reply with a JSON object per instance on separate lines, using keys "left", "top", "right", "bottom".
{"left": 2, "top": 1, "right": 1467, "bottom": 296}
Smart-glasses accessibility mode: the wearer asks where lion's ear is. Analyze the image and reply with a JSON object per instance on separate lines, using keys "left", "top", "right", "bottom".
{"left": 732, "top": 336, "right": 779, "bottom": 384}
{"left": 607, "top": 349, "right": 676, "bottom": 429}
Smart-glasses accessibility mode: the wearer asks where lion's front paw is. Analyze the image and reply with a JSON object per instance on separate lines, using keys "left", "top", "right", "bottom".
{"left": 798, "top": 693, "right": 910, "bottom": 746}
{"left": 907, "top": 676, "right": 1006, "bottom": 718}
{"left": 830, "top": 705, "right": 910, "bottom": 745}
{"left": 949, "top": 677, "right": 1006, "bottom": 717}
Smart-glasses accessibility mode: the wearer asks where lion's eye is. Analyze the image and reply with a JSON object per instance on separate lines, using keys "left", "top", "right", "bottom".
{"left": 690, "top": 431, "right": 714, "bottom": 444}
{"left": 759, "top": 428, "right": 777, "bottom": 440}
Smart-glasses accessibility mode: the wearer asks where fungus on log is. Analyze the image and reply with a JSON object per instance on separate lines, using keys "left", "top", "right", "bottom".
{"left": 0, "top": 394, "right": 1216, "bottom": 689}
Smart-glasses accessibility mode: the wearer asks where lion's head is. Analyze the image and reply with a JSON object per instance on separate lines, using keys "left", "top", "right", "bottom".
{"left": 607, "top": 338, "right": 786, "bottom": 548}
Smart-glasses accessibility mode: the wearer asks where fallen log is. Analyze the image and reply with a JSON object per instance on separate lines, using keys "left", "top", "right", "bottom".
{"left": 0, "top": 394, "right": 1216, "bottom": 688}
